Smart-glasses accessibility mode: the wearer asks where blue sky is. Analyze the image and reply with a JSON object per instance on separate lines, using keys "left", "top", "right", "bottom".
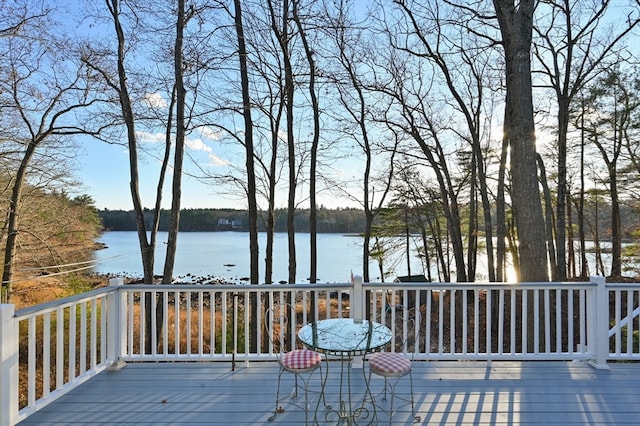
{"left": 74, "top": 130, "right": 360, "bottom": 211}
{"left": 68, "top": 1, "right": 639, "bottom": 212}
{"left": 74, "top": 128, "right": 263, "bottom": 211}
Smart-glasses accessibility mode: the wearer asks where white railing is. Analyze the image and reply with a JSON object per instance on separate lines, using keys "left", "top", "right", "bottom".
{"left": 1, "top": 275, "right": 639, "bottom": 425}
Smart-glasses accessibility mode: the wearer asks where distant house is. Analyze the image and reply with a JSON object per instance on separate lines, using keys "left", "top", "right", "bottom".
{"left": 217, "top": 218, "right": 241, "bottom": 230}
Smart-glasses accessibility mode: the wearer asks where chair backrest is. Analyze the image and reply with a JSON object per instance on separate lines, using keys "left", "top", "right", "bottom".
{"left": 379, "top": 304, "right": 420, "bottom": 355}
{"left": 264, "top": 302, "right": 299, "bottom": 354}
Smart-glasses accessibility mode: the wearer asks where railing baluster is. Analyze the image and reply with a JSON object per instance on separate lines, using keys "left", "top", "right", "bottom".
{"left": 555, "top": 289, "right": 562, "bottom": 353}
{"left": 510, "top": 289, "right": 516, "bottom": 354}
{"left": 615, "top": 289, "right": 622, "bottom": 355}
{"left": 56, "top": 307, "right": 63, "bottom": 390}
{"left": 162, "top": 291, "right": 169, "bottom": 355}
{"left": 449, "top": 289, "right": 455, "bottom": 354}
{"left": 498, "top": 289, "right": 504, "bottom": 355}
{"left": 567, "top": 290, "right": 574, "bottom": 354}
{"left": 209, "top": 290, "right": 216, "bottom": 355}
{"left": 485, "top": 289, "right": 491, "bottom": 355}
{"left": 90, "top": 299, "right": 97, "bottom": 369}
{"left": 151, "top": 290, "right": 157, "bottom": 356}
{"left": 68, "top": 305, "right": 76, "bottom": 381}
{"left": 243, "top": 290, "right": 250, "bottom": 356}
{"left": 174, "top": 291, "right": 181, "bottom": 355}
{"left": 425, "top": 290, "right": 431, "bottom": 354}
{"left": 28, "top": 317, "right": 36, "bottom": 407}
{"left": 100, "top": 296, "right": 107, "bottom": 364}
{"left": 43, "top": 312, "right": 51, "bottom": 398}
{"left": 534, "top": 290, "right": 540, "bottom": 354}
{"left": 544, "top": 288, "right": 551, "bottom": 354}
{"left": 474, "top": 289, "right": 480, "bottom": 354}
{"left": 80, "top": 302, "right": 87, "bottom": 374}
{"left": 579, "top": 289, "right": 586, "bottom": 354}
{"left": 626, "top": 290, "right": 633, "bottom": 356}
{"left": 186, "top": 290, "right": 192, "bottom": 355}
{"left": 221, "top": 292, "right": 227, "bottom": 356}
{"left": 462, "top": 289, "right": 468, "bottom": 354}
{"left": 139, "top": 291, "right": 146, "bottom": 355}
{"left": 438, "top": 289, "right": 444, "bottom": 354}
{"left": 127, "top": 291, "right": 133, "bottom": 356}
{"left": 198, "top": 291, "right": 204, "bottom": 355}
{"left": 522, "top": 290, "right": 528, "bottom": 354}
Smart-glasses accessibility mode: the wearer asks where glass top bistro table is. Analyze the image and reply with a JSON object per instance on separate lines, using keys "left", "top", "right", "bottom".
{"left": 298, "top": 318, "right": 392, "bottom": 425}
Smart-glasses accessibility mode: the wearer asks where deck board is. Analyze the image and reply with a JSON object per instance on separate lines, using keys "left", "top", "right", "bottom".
{"left": 18, "top": 361, "right": 640, "bottom": 425}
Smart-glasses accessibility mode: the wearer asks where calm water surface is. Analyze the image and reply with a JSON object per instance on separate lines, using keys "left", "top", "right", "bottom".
{"left": 93, "top": 232, "right": 626, "bottom": 283}
{"left": 94, "top": 231, "right": 424, "bottom": 283}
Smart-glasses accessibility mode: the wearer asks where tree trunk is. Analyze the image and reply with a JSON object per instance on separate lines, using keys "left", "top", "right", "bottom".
{"left": 234, "top": 0, "right": 259, "bottom": 352}
{"left": 496, "top": 106, "right": 510, "bottom": 281}
{"left": 494, "top": 0, "right": 549, "bottom": 282}
{"left": 291, "top": 0, "right": 319, "bottom": 285}
{"left": 2, "top": 140, "right": 38, "bottom": 301}
{"left": 466, "top": 155, "right": 477, "bottom": 281}
{"left": 567, "top": 192, "right": 576, "bottom": 278}
{"left": 162, "top": 0, "right": 187, "bottom": 284}
{"left": 578, "top": 102, "right": 588, "bottom": 278}
{"left": 537, "top": 154, "right": 557, "bottom": 278}
{"left": 555, "top": 96, "right": 570, "bottom": 280}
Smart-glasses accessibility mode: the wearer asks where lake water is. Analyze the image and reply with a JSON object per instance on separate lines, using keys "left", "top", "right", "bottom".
{"left": 94, "top": 231, "right": 632, "bottom": 283}
{"left": 93, "top": 231, "right": 425, "bottom": 284}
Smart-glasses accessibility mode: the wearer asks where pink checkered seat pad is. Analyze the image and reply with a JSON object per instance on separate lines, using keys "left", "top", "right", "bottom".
{"left": 280, "top": 349, "right": 322, "bottom": 370}
{"left": 369, "top": 352, "right": 412, "bottom": 375}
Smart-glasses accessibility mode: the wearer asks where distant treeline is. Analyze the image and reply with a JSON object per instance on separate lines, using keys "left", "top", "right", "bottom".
{"left": 99, "top": 208, "right": 367, "bottom": 233}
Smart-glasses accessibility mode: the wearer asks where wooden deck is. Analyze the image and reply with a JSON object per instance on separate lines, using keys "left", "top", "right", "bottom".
{"left": 17, "top": 360, "right": 640, "bottom": 425}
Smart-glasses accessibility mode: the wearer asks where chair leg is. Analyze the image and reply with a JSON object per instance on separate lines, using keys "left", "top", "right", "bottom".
{"left": 382, "top": 377, "right": 389, "bottom": 401}
{"left": 364, "top": 367, "right": 379, "bottom": 424}
{"left": 388, "top": 380, "right": 396, "bottom": 426}
{"left": 314, "top": 359, "right": 331, "bottom": 415}
{"left": 268, "top": 368, "right": 285, "bottom": 422}
{"left": 409, "top": 371, "right": 420, "bottom": 423}
{"left": 293, "top": 373, "right": 299, "bottom": 399}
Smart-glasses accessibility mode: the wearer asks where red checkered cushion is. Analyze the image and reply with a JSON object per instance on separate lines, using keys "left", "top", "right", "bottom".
{"left": 369, "top": 352, "right": 411, "bottom": 375}
{"left": 280, "top": 349, "right": 322, "bottom": 370}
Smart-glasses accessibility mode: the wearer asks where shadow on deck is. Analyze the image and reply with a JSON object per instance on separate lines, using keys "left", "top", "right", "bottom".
{"left": 17, "top": 360, "right": 640, "bottom": 425}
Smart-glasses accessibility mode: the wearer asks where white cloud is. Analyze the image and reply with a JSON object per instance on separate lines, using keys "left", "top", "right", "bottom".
{"left": 186, "top": 138, "right": 212, "bottom": 153}
{"left": 137, "top": 131, "right": 165, "bottom": 143}
{"left": 144, "top": 92, "right": 167, "bottom": 109}
{"left": 135, "top": 130, "right": 229, "bottom": 167}
{"left": 200, "top": 126, "right": 223, "bottom": 141}
{"left": 207, "top": 153, "right": 230, "bottom": 166}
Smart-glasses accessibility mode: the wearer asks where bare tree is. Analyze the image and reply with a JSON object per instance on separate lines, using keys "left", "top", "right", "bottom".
{"left": 533, "top": 0, "right": 640, "bottom": 280}
{"left": 291, "top": 0, "right": 321, "bottom": 284}
{"left": 0, "top": 3, "right": 107, "bottom": 301}
{"left": 371, "top": 52, "right": 469, "bottom": 282}
{"left": 323, "top": 4, "right": 397, "bottom": 283}
{"left": 233, "top": 0, "right": 260, "bottom": 350}
{"left": 265, "top": 0, "right": 300, "bottom": 283}
{"left": 579, "top": 68, "right": 637, "bottom": 277}
{"left": 390, "top": 1, "right": 502, "bottom": 282}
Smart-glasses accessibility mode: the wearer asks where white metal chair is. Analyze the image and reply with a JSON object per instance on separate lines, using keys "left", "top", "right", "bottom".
{"left": 265, "top": 303, "right": 325, "bottom": 425}
{"left": 367, "top": 304, "right": 421, "bottom": 424}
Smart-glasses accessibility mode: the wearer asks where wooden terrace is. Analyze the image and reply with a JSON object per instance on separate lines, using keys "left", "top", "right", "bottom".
{"left": 3, "top": 276, "right": 640, "bottom": 425}
{"left": 14, "top": 360, "right": 640, "bottom": 425}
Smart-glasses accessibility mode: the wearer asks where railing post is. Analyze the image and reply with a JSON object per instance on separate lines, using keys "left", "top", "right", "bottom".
{"left": 107, "top": 278, "right": 126, "bottom": 371}
{"left": 589, "top": 276, "right": 609, "bottom": 369}
{"left": 0, "top": 304, "right": 18, "bottom": 426}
